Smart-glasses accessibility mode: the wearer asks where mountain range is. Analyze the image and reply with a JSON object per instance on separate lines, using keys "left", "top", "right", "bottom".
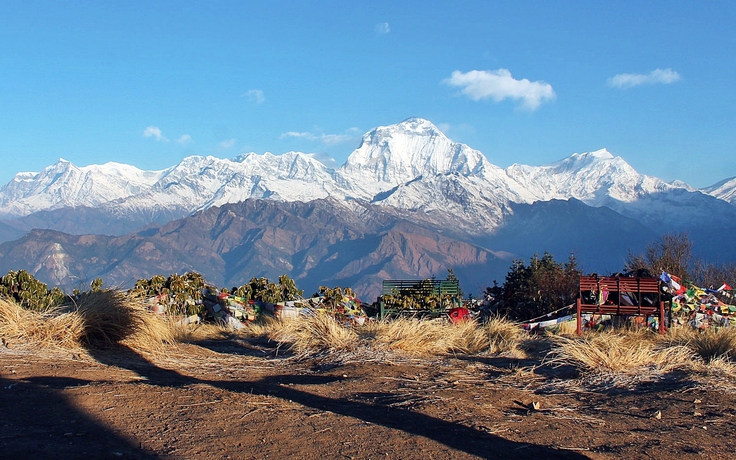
{"left": 1, "top": 118, "right": 735, "bottom": 300}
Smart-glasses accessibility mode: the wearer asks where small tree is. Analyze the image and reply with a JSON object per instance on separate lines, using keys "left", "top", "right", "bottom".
{"left": 497, "top": 252, "right": 580, "bottom": 321}
{"left": 278, "top": 274, "right": 303, "bottom": 301}
{"left": 446, "top": 268, "right": 463, "bottom": 298}
{"left": 130, "top": 272, "right": 207, "bottom": 315}
{"left": 625, "top": 233, "right": 693, "bottom": 280}
{"left": 692, "top": 260, "right": 736, "bottom": 292}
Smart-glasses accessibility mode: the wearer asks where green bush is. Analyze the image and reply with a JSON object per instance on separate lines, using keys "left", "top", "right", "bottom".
{"left": 130, "top": 272, "right": 208, "bottom": 316}
{"left": 0, "top": 269, "right": 67, "bottom": 311}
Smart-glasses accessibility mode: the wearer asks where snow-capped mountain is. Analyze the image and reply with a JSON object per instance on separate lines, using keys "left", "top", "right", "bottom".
{"left": 101, "top": 152, "right": 343, "bottom": 222}
{"left": 504, "top": 149, "right": 683, "bottom": 206}
{"left": 3, "top": 117, "right": 736, "bottom": 297}
{"left": 703, "top": 176, "right": 736, "bottom": 204}
{"left": 1, "top": 117, "right": 733, "bottom": 235}
{"left": 0, "top": 159, "right": 164, "bottom": 218}
{"left": 338, "top": 117, "right": 498, "bottom": 197}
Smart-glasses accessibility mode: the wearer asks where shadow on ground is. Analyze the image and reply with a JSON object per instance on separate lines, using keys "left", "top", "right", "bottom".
{"left": 83, "top": 343, "right": 589, "bottom": 459}
{"left": 0, "top": 373, "right": 158, "bottom": 459}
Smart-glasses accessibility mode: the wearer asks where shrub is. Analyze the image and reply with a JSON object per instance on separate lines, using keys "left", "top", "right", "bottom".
{"left": 0, "top": 270, "right": 66, "bottom": 311}
{"left": 130, "top": 272, "right": 208, "bottom": 316}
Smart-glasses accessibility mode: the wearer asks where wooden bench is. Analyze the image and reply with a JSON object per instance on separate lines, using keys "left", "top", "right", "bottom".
{"left": 577, "top": 275, "right": 666, "bottom": 334}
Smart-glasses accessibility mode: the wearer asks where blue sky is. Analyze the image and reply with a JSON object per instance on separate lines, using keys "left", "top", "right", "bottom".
{"left": 1, "top": 1, "right": 734, "bottom": 188}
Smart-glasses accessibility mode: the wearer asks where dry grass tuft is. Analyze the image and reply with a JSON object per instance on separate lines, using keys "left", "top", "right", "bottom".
{"left": 71, "top": 291, "right": 177, "bottom": 353}
{"left": 698, "top": 355, "right": 736, "bottom": 385}
{"left": 0, "top": 298, "right": 85, "bottom": 349}
{"left": 169, "top": 321, "right": 233, "bottom": 342}
{"left": 480, "top": 317, "right": 528, "bottom": 356}
{"left": 427, "top": 317, "right": 527, "bottom": 356}
{"left": 1, "top": 292, "right": 179, "bottom": 353}
{"left": 686, "top": 354, "right": 736, "bottom": 393}
{"left": 271, "top": 311, "right": 359, "bottom": 355}
{"left": 369, "top": 318, "right": 451, "bottom": 355}
{"left": 547, "top": 331, "right": 696, "bottom": 375}
{"left": 242, "top": 315, "right": 284, "bottom": 337}
{"left": 172, "top": 315, "right": 287, "bottom": 343}
{"left": 274, "top": 315, "right": 528, "bottom": 358}
{"left": 668, "top": 326, "right": 736, "bottom": 362}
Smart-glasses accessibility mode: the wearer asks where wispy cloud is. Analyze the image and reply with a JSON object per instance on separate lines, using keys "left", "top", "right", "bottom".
{"left": 281, "top": 131, "right": 313, "bottom": 140}
{"left": 374, "top": 22, "right": 390, "bottom": 35}
{"left": 280, "top": 127, "right": 360, "bottom": 146}
{"left": 143, "top": 126, "right": 168, "bottom": 142}
{"left": 444, "top": 69, "right": 555, "bottom": 110}
{"left": 310, "top": 151, "right": 338, "bottom": 169}
{"left": 243, "top": 89, "right": 265, "bottom": 104}
{"left": 219, "top": 139, "right": 236, "bottom": 149}
{"left": 607, "top": 68, "right": 682, "bottom": 89}
{"left": 177, "top": 134, "right": 192, "bottom": 145}
{"left": 437, "top": 122, "right": 475, "bottom": 137}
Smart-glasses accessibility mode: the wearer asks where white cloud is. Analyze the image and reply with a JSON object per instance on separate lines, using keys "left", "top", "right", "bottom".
{"left": 320, "top": 133, "right": 354, "bottom": 145}
{"left": 374, "top": 22, "right": 390, "bottom": 35}
{"left": 607, "top": 68, "right": 682, "bottom": 89}
{"left": 280, "top": 127, "right": 360, "bottom": 146}
{"left": 310, "top": 151, "right": 338, "bottom": 168}
{"left": 219, "top": 139, "right": 236, "bottom": 149}
{"left": 177, "top": 134, "right": 192, "bottom": 145}
{"left": 143, "top": 126, "right": 168, "bottom": 142}
{"left": 281, "top": 131, "right": 315, "bottom": 140}
{"left": 444, "top": 69, "right": 555, "bottom": 110}
{"left": 243, "top": 89, "right": 265, "bottom": 104}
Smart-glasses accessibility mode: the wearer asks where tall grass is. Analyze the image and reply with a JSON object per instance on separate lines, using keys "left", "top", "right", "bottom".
{"left": 369, "top": 318, "right": 450, "bottom": 355}
{"left": 547, "top": 330, "right": 696, "bottom": 374}
{"left": 270, "top": 314, "right": 527, "bottom": 357}
{"left": 71, "top": 290, "right": 178, "bottom": 352}
{"left": 0, "top": 298, "right": 84, "bottom": 349}
{"left": 271, "top": 311, "right": 359, "bottom": 355}
{"left": 668, "top": 326, "right": 736, "bottom": 362}
{"left": 0, "top": 291, "right": 178, "bottom": 353}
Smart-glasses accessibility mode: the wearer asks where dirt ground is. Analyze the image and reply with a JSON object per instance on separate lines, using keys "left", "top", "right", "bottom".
{"left": 1, "top": 337, "right": 735, "bottom": 460}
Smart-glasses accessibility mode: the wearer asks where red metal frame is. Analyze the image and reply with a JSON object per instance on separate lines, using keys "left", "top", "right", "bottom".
{"left": 576, "top": 275, "right": 666, "bottom": 334}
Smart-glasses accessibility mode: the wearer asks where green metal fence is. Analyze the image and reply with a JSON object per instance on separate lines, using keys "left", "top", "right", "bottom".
{"left": 379, "top": 279, "right": 460, "bottom": 320}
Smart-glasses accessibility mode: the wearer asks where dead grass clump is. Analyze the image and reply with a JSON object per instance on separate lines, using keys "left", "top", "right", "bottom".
{"left": 242, "top": 315, "right": 284, "bottom": 337}
{"left": 439, "top": 317, "right": 527, "bottom": 356}
{"left": 169, "top": 320, "right": 236, "bottom": 343}
{"left": 271, "top": 311, "right": 359, "bottom": 355}
{"left": 0, "top": 298, "right": 84, "bottom": 349}
{"left": 547, "top": 331, "right": 696, "bottom": 375}
{"left": 365, "top": 316, "right": 526, "bottom": 357}
{"left": 444, "top": 319, "right": 490, "bottom": 354}
{"left": 668, "top": 326, "right": 736, "bottom": 362}
{"left": 698, "top": 355, "right": 736, "bottom": 382}
{"left": 173, "top": 315, "right": 286, "bottom": 343}
{"left": 72, "top": 291, "right": 177, "bottom": 353}
{"left": 370, "top": 317, "right": 451, "bottom": 355}
{"left": 481, "top": 317, "right": 527, "bottom": 356}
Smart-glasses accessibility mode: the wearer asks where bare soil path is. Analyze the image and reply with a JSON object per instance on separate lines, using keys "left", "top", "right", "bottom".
{"left": 1, "top": 338, "right": 734, "bottom": 459}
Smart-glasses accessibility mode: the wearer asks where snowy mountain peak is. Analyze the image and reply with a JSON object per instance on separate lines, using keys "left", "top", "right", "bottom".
{"left": 339, "top": 117, "right": 490, "bottom": 188}
{"left": 1, "top": 118, "right": 732, "bottom": 232}
{"left": 0, "top": 159, "right": 163, "bottom": 218}
{"left": 388, "top": 117, "right": 442, "bottom": 135}
{"left": 704, "top": 176, "right": 736, "bottom": 203}
{"left": 573, "top": 148, "right": 614, "bottom": 161}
